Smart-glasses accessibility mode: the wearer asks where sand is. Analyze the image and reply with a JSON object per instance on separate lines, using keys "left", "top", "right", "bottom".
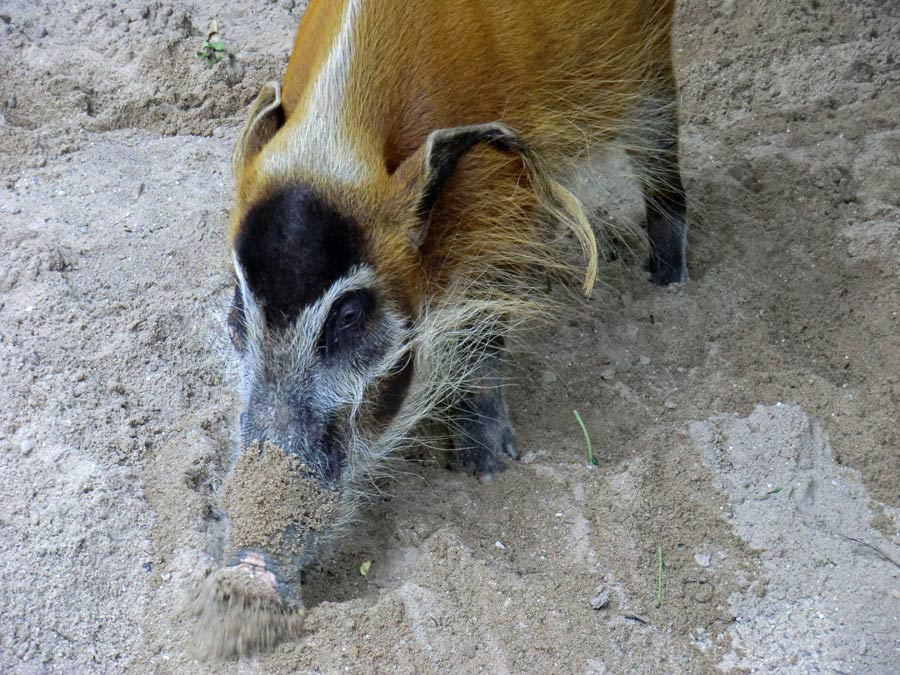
{"left": 222, "top": 441, "right": 339, "bottom": 562}
{"left": 1, "top": 0, "right": 898, "bottom": 673}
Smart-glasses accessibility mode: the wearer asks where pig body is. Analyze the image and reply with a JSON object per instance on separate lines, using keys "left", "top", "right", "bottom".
{"left": 197, "top": 0, "right": 686, "bottom": 658}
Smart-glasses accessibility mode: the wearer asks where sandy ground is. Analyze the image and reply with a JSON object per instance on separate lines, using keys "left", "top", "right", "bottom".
{"left": 1, "top": 1, "right": 899, "bottom": 673}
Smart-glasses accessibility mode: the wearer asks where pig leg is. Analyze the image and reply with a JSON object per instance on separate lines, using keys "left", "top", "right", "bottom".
{"left": 451, "top": 342, "right": 518, "bottom": 475}
{"left": 626, "top": 75, "right": 688, "bottom": 285}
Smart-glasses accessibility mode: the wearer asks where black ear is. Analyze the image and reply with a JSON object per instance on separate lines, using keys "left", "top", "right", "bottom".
{"left": 232, "top": 81, "right": 285, "bottom": 179}
{"left": 399, "top": 123, "right": 525, "bottom": 247}
{"left": 394, "top": 121, "right": 600, "bottom": 294}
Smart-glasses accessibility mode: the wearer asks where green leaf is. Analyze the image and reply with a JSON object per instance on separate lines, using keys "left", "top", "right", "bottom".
{"left": 656, "top": 546, "right": 664, "bottom": 608}
{"left": 573, "top": 410, "right": 598, "bottom": 466}
{"left": 359, "top": 560, "right": 372, "bottom": 577}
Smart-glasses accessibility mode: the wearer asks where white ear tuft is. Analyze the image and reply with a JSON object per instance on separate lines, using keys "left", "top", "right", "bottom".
{"left": 232, "top": 81, "right": 285, "bottom": 180}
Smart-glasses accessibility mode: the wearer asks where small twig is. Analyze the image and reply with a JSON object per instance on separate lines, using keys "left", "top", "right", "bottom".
{"left": 624, "top": 614, "right": 649, "bottom": 625}
{"left": 51, "top": 627, "right": 75, "bottom": 642}
{"left": 838, "top": 534, "right": 900, "bottom": 569}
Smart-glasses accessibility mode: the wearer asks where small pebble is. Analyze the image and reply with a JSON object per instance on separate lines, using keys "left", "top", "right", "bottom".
{"left": 664, "top": 400, "right": 677, "bottom": 410}
{"left": 161, "top": 572, "right": 172, "bottom": 581}
{"left": 638, "top": 355, "right": 652, "bottom": 366}
{"left": 694, "top": 553, "right": 711, "bottom": 568}
{"left": 692, "top": 582, "right": 715, "bottom": 603}
{"left": 541, "top": 370, "right": 558, "bottom": 386}
{"left": 494, "top": 541, "right": 506, "bottom": 550}
{"left": 19, "top": 439, "right": 34, "bottom": 455}
{"left": 599, "top": 368, "right": 616, "bottom": 381}
{"left": 590, "top": 586, "right": 609, "bottom": 610}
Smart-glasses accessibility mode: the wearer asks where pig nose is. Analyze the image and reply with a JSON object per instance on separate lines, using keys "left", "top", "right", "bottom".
{"left": 225, "top": 548, "right": 300, "bottom": 604}
{"left": 230, "top": 551, "right": 279, "bottom": 592}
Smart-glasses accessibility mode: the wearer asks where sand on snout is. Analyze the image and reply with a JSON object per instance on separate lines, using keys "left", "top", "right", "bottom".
{"left": 221, "top": 441, "right": 340, "bottom": 562}
{"left": 188, "top": 442, "right": 339, "bottom": 659}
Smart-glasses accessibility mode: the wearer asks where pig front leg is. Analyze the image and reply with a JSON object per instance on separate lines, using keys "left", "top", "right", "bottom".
{"left": 451, "top": 344, "right": 519, "bottom": 475}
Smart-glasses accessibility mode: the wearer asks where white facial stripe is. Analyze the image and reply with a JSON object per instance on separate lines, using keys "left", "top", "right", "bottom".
{"left": 232, "top": 253, "right": 265, "bottom": 406}
{"left": 235, "top": 256, "right": 375, "bottom": 330}
{"left": 264, "top": 0, "right": 366, "bottom": 186}
{"left": 290, "top": 264, "right": 376, "bottom": 362}
{"left": 232, "top": 252, "right": 264, "bottom": 344}
{"left": 233, "top": 259, "right": 412, "bottom": 419}
{"left": 232, "top": 253, "right": 253, "bottom": 313}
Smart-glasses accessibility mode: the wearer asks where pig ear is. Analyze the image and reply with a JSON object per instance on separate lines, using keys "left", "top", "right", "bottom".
{"left": 232, "top": 81, "right": 285, "bottom": 179}
{"left": 395, "top": 122, "right": 525, "bottom": 248}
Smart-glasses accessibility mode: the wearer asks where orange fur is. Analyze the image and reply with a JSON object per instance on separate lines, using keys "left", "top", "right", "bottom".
{"left": 231, "top": 0, "right": 676, "bottom": 313}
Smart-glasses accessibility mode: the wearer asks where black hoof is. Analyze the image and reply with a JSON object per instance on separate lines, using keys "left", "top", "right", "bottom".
{"left": 646, "top": 255, "right": 687, "bottom": 286}
{"left": 458, "top": 418, "right": 518, "bottom": 475}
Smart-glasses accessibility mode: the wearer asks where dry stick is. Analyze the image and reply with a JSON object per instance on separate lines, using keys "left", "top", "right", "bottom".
{"left": 837, "top": 534, "right": 900, "bottom": 569}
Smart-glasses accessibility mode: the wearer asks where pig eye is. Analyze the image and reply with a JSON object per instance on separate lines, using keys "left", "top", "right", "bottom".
{"left": 337, "top": 296, "right": 364, "bottom": 330}
{"left": 322, "top": 290, "right": 375, "bottom": 358}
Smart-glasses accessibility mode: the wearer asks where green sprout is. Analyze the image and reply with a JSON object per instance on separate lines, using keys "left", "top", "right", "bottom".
{"left": 573, "top": 410, "right": 598, "bottom": 466}
{"left": 656, "top": 546, "right": 664, "bottom": 608}
{"left": 197, "top": 38, "right": 227, "bottom": 67}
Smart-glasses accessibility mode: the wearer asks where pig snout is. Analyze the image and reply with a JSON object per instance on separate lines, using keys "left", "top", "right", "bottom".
{"left": 189, "top": 441, "right": 340, "bottom": 659}
{"left": 230, "top": 551, "right": 279, "bottom": 589}
{"left": 188, "top": 553, "right": 305, "bottom": 661}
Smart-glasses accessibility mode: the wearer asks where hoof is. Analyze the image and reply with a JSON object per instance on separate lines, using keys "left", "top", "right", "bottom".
{"left": 646, "top": 256, "right": 687, "bottom": 286}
